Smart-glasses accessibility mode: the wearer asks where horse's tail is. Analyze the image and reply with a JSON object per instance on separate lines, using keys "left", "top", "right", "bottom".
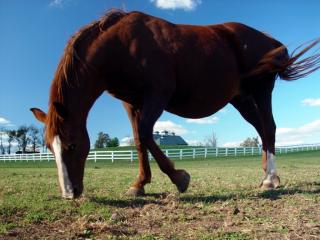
{"left": 247, "top": 38, "right": 320, "bottom": 80}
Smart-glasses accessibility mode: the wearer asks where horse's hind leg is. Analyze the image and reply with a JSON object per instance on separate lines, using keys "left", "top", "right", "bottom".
{"left": 231, "top": 93, "right": 280, "bottom": 189}
{"left": 231, "top": 96, "right": 266, "bottom": 168}
{"left": 253, "top": 89, "right": 280, "bottom": 189}
{"left": 123, "top": 103, "right": 151, "bottom": 196}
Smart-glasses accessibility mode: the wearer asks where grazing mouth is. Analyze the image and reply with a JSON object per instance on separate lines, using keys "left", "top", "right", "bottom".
{"left": 62, "top": 184, "right": 83, "bottom": 199}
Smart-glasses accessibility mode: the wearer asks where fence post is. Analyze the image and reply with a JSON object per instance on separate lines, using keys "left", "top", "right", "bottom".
{"left": 193, "top": 149, "right": 195, "bottom": 159}
{"left": 225, "top": 148, "right": 228, "bottom": 156}
{"left": 235, "top": 148, "right": 237, "bottom": 156}
{"left": 94, "top": 151, "right": 97, "bottom": 163}
{"left": 180, "top": 149, "right": 182, "bottom": 160}
{"left": 216, "top": 147, "right": 218, "bottom": 157}
{"left": 204, "top": 148, "right": 207, "bottom": 158}
{"left": 165, "top": 149, "right": 169, "bottom": 157}
{"left": 111, "top": 151, "right": 114, "bottom": 163}
{"left": 131, "top": 150, "right": 133, "bottom": 162}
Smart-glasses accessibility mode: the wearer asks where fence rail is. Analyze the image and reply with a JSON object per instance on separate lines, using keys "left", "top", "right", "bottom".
{"left": 0, "top": 144, "right": 319, "bottom": 163}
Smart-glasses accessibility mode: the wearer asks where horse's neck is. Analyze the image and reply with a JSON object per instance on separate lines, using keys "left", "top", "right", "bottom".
{"left": 61, "top": 79, "right": 104, "bottom": 119}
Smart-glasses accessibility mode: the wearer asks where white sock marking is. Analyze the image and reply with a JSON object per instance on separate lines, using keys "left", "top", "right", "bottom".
{"left": 52, "top": 136, "right": 74, "bottom": 199}
{"left": 264, "top": 151, "right": 277, "bottom": 184}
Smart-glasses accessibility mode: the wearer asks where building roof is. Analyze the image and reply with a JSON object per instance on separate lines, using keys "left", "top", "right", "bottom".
{"left": 153, "top": 131, "right": 188, "bottom": 145}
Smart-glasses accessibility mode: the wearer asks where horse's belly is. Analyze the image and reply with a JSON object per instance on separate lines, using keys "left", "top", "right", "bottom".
{"left": 166, "top": 92, "right": 233, "bottom": 118}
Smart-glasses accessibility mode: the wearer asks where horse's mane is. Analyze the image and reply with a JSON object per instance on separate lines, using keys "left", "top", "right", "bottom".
{"left": 46, "top": 9, "right": 127, "bottom": 143}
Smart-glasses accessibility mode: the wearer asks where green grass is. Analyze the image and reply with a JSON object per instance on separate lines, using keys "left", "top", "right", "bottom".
{"left": 0, "top": 151, "right": 319, "bottom": 239}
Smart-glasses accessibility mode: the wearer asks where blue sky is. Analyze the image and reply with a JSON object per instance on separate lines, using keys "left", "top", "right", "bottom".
{"left": 0, "top": 0, "right": 320, "bottom": 147}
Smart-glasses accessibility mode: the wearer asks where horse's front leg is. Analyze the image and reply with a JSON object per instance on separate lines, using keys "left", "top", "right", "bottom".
{"left": 136, "top": 98, "right": 190, "bottom": 194}
{"left": 123, "top": 103, "right": 151, "bottom": 196}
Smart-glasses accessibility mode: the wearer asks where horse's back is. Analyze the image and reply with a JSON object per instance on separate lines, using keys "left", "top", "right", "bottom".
{"left": 100, "top": 12, "right": 286, "bottom": 117}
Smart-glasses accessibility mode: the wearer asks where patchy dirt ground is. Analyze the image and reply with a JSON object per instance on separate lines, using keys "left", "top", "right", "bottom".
{"left": 1, "top": 152, "right": 320, "bottom": 239}
{"left": 3, "top": 185, "right": 320, "bottom": 240}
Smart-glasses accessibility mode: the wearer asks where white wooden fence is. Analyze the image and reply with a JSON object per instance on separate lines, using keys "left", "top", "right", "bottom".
{"left": 0, "top": 144, "right": 319, "bottom": 163}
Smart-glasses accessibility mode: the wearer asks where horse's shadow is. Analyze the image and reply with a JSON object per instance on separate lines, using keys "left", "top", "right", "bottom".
{"left": 89, "top": 192, "right": 165, "bottom": 208}
{"left": 89, "top": 181, "right": 320, "bottom": 208}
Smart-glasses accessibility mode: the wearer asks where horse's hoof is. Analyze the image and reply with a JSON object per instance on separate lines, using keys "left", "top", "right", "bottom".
{"left": 260, "top": 174, "right": 281, "bottom": 190}
{"left": 174, "top": 170, "right": 190, "bottom": 193}
{"left": 260, "top": 181, "right": 275, "bottom": 190}
{"left": 273, "top": 175, "right": 280, "bottom": 188}
{"left": 125, "top": 187, "right": 145, "bottom": 197}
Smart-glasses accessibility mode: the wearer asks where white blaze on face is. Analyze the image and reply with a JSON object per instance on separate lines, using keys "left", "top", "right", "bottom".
{"left": 52, "top": 136, "right": 74, "bottom": 199}
{"left": 264, "top": 151, "right": 277, "bottom": 183}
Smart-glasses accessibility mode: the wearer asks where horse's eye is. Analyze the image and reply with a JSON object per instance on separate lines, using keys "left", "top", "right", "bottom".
{"left": 68, "top": 144, "right": 76, "bottom": 151}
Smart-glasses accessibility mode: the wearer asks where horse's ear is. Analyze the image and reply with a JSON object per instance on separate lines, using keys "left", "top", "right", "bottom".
{"left": 30, "top": 108, "right": 47, "bottom": 123}
{"left": 53, "top": 102, "right": 68, "bottom": 120}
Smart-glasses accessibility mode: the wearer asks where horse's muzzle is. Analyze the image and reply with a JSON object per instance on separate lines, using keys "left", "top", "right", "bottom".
{"left": 72, "top": 184, "right": 83, "bottom": 198}
{"left": 62, "top": 184, "right": 83, "bottom": 199}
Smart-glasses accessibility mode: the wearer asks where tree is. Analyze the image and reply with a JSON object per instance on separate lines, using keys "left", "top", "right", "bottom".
{"left": 205, "top": 131, "right": 218, "bottom": 148}
{"left": 6, "top": 130, "right": 16, "bottom": 154}
{"left": 240, "top": 137, "right": 260, "bottom": 147}
{"left": 0, "top": 128, "right": 5, "bottom": 154}
{"left": 15, "top": 125, "right": 30, "bottom": 153}
{"left": 94, "top": 132, "right": 110, "bottom": 149}
{"left": 39, "top": 127, "right": 46, "bottom": 152}
{"left": 29, "top": 125, "right": 40, "bottom": 152}
{"left": 108, "top": 137, "right": 119, "bottom": 147}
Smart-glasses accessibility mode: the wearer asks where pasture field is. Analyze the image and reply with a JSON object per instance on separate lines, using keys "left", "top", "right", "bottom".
{"left": 0, "top": 151, "right": 319, "bottom": 239}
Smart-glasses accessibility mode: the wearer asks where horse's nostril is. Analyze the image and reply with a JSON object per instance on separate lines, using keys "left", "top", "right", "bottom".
{"left": 73, "top": 184, "right": 83, "bottom": 198}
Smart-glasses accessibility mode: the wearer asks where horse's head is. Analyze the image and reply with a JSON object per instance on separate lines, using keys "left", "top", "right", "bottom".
{"left": 30, "top": 103, "right": 90, "bottom": 199}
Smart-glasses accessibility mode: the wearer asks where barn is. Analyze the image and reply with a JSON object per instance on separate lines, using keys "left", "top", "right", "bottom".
{"left": 153, "top": 131, "right": 188, "bottom": 146}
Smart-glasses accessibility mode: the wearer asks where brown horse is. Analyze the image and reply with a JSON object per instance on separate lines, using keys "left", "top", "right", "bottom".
{"left": 31, "top": 10, "right": 320, "bottom": 199}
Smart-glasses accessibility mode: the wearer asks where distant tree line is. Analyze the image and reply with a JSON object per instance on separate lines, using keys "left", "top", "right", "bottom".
{"left": 240, "top": 137, "right": 260, "bottom": 147}
{"left": 94, "top": 132, "right": 119, "bottom": 148}
{"left": 0, "top": 125, "right": 45, "bottom": 154}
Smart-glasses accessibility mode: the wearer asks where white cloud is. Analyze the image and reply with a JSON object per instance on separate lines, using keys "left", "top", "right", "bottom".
{"left": 49, "top": 0, "right": 63, "bottom": 7}
{"left": 154, "top": 120, "right": 188, "bottom": 135}
{"left": 186, "top": 139, "right": 204, "bottom": 146}
{"left": 220, "top": 120, "right": 320, "bottom": 147}
{"left": 276, "top": 119, "right": 320, "bottom": 146}
{"left": 301, "top": 98, "right": 320, "bottom": 107}
{"left": 0, "top": 117, "right": 13, "bottom": 127}
{"left": 49, "top": 0, "right": 72, "bottom": 8}
{"left": 0, "top": 117, "right": 10, "bottom": 125}
{"left": 150, "top": 0, "right": 201, "bottom": 11}
{"left": 222, "top": 141, "right": 242, "bottom": 148}
{"left": 186, "top": 116, "right": 219, "bottom": 125}
{"left": 120, "top": 136, "right": 134, "bottom": 146}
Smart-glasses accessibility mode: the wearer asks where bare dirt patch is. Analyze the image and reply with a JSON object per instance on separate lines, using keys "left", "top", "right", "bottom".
{"left": 3, "top": 186, "right": 319, "bottom": 240}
